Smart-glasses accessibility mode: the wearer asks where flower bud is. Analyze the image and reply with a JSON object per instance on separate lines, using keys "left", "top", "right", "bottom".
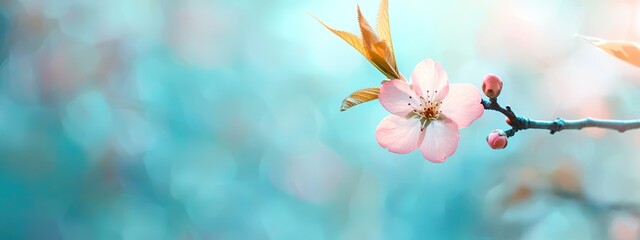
{"left": 505, "top": 117, "right": 513, "bottom": 126}
{"left": 482, "top": 74, "right": 503, "bottom": 99}
{"left": 486, "top": 129, "right": 508, "bottom": 149}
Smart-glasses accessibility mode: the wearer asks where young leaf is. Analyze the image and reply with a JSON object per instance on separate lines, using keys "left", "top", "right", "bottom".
{"left": 357, "top": 5, "right": 400, "bottom": 80}
{"left": 313, "top": 0, "right": 402, "bottom": 111}
{"left": 313, "top": 16, "right": 368, "bottom": 58}
{"left": 357, "top": 5, "right": 380, "bottom": 52}
{"left": 313, "top": 0, "right": 401, "bottom": 81}
{"left": 341, "top": 87, "right": 380, "bottom": 111}
{"left": 376, "top": 0, "right": 396, "bottom": 70}
{"left": 368, "top": 41, "right": 399, "bottom": 80}
{"left": 580, "top": 35, "right": 640, "bottom": 67}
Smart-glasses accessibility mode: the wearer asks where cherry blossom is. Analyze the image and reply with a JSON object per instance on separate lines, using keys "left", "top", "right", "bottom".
{"left": 376, "top": 59, "right": 484, "bottom": 162}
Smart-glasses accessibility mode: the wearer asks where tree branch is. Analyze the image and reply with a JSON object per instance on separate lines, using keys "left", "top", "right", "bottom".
{"left": 481, "top": 99, "right": 640, "bottom": 137}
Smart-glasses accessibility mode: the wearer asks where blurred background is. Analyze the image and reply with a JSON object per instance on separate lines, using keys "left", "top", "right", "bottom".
{"left": 2, "top": 0, "right": 640, "bottom": 239}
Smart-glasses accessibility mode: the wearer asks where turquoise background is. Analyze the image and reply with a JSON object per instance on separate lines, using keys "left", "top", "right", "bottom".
{"left": 2, "top": 0, "right": 640, "bottom": 239}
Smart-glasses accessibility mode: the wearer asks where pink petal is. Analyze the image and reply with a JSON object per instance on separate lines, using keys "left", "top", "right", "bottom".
{"left": 418, "top": 117, "right": 460, "bottom": 163}
{"left": 410, "top": 59, "right": 449, "bottom": 101}
{"left": 439, "top": 83, "right": 484, "bottom": 129}
{"left": 379, "top": 79, "right": 420, "bottom": 117}
{"left": 376, "top": 115, "right": 424, "bottom": 154}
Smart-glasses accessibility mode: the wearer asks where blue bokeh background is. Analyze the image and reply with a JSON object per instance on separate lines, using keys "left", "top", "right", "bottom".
{"left": 3, "top": 0, "right": 640, "bottom": 239}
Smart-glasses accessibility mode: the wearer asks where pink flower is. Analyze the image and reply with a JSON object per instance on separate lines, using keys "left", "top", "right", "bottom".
{"left": 376, "top": 59, "right": 484, "bottom": 163}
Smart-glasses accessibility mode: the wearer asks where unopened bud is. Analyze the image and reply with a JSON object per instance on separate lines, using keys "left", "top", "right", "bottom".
{"left": 482, "top": 74, "right": 503, "bottom": 99}
{"left": 486, "top": 129, "right": 508, "bottom": 149}
{"left": 505, "top": 117, "right": 513, "bottom": 126}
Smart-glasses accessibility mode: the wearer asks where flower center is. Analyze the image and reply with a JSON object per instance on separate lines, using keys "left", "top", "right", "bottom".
{"left": 407, "top": 90, "right": 442, "bottom": 131}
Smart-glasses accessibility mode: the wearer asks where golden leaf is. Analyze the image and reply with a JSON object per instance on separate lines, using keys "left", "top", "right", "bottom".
{"left": 580, "top": 35, "right": 640, "bottom": 67}
{"left": 357, "top": 5, "right": 380, "bottom": 53}
{"left": 313, "top": 0, "right": 401, "bottom": 80}
{"left": 341, "top": 87, "right": 380, "bottom": 111}
{"left": 358, "top": 5, "right": 399, "bottom": 80}
{"left": 368, "top": 41, "right": 399, "bottom": 80}
{"left": 313, "top": 15, "right": 368, "bottom": 58}
{"left": 376, "top": 0, "right": 397, "bottom": 70}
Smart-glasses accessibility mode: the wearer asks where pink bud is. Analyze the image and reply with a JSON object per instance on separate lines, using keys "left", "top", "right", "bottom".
{"left": 505, "top": 117, "right": 513, "bottom": 126}
{"left": 486, "top": 129, "right": 508, "bottom": 149}
{"left": 482, "top": 74, "right": 503, "bottom": 99}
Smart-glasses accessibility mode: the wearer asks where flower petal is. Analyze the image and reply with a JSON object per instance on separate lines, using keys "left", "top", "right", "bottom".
{"left": 376, "top": 115, "right": 424, "bottom": 154}
{"left": 379, "top": 79, "right": 419, "bottom": 116}
{"left": 410, "top": 59, "right": 449, "bottom": 101}
{"left": 418, "top": 117, "right": 459, "bottom": 163}
{"left": 439, "top": 83, "right": 484, "bottom": 128}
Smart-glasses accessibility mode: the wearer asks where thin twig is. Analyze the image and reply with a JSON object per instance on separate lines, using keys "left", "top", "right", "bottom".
{"left": 481, "top": 99, "right": 640, "bottom": 137}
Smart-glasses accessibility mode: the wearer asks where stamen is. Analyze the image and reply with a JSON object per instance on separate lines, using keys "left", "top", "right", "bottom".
{"left": 412, "top": 90, "right": 443, "bottom": 121}
{"left": 420, "top": 119, "right": 428, "bottom": 131}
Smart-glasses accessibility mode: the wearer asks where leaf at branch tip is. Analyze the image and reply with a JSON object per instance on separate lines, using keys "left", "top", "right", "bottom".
{"left": 376, "top": 0, "right": 397, "bottom": 70}
{"left": 357, "top": 5, "right": 400, "bottom": 80}
{"left": 340, "top": 87, "right": 380, "bottom": 111}
{"left": 312, "top": 1, "right": 401, "bottom": 81}
{"left": 357, "top": 5, "right": 380, "bottom": 52}
{"left": 312, "top": 15, "right": 368, "bottom": 58}
{"left": 369, "top": 41, "right": 399, "bottom": 79}
{"left": 580, "top": 34, "right": 640, "bottom": 67}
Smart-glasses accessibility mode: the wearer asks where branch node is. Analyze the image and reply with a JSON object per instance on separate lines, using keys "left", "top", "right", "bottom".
{"left": 506, "top": 106, "right": 517, "bottom": 117}
{"left": 516, "top": 117, "right": 530, "bottom": 129}
{"left": 549, "top": 118, "right": 565, "bottom": 134}
{"left": 505, "top": 128, "right": 516, "bottom": 137}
